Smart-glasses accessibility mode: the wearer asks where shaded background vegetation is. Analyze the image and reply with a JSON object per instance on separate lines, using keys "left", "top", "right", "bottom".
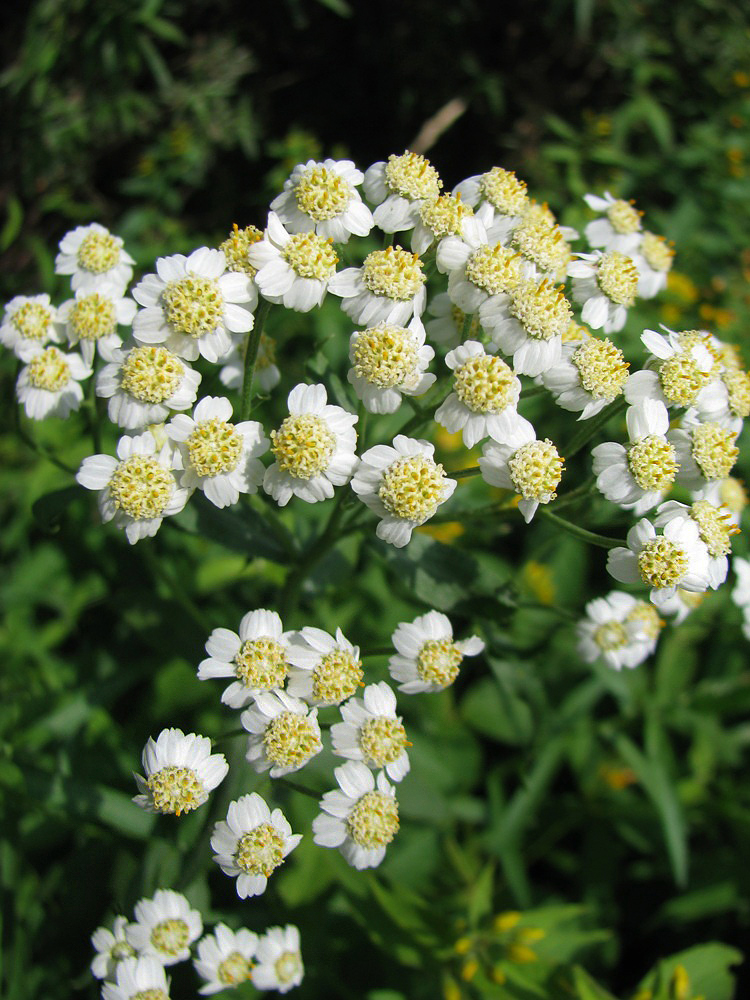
{"left": 2, "top": 1, "right": 750, "bottom": 998}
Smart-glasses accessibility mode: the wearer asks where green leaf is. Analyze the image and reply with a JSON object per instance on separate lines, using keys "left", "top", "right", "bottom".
{"left": 569, "top": 965, "right": 618, "bottom": 999}
{"left": 460, "top": 676, "right": 533, "bottom": 745}
{"left": 0, "top": 196, "right": 23, "bottom": 252}
{"left": 635, "top": 942, "right": 742, "bottom": 1000}
{"left": 31, "top": 487, "right": 81, "bottom": 530}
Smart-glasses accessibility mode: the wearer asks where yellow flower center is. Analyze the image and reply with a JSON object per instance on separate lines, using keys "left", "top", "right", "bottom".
{"left": 641, "top": 232, "right": 674, "bottom": 272}
{"left": 359, "top": 716, "right": 408, "bottom": 767}
{"left": 120, "top": 346, "right": 185, "bottom": 403}
{"left": 281, "top": 232, "right": 338, "bottom": 279}
{"left": 625, "top": 602, "right": 663, "bottom": 639}
{"left": 454, "top": 354, "right": 516, "bottom": 413}
{"left": 719, "top": 476, "right": 748, "bottom": 515}
{"left": 294, "top": 165, "right": 353, "bottom": 220}
{"left": 235, "top": 638, "right": 289, "bottom": 690}
{"left": 361, "top": 247, "right": 425, "bottom": 301}
{"left": 146, "top": 765, "right": 203, "bottom": 815}
{"left": 419, "top": 193, "right": 473, "bottom": 239}
{"left": 384, "top": 151, "right": 442, "bottom": 201}
{"left": 70, "top": 293, "right": 118, "bottom": 341}
{"left": 572, "top": 338, "right": 629, "bottom": 399}
{"left": 235, "top": 822, "right": 286, "bottom": 876}
{"left": 637, "top": 537, "right": 689, "bottom": 588}
{"left": 218, "top": 952, "right": 252, "bottom": 986}
{"left": 76, "top": 230, "right": 121, "bottom": 273}
{"left": 691, "top": 423, "right": 739, "bottom": 480}
{"left": 594, "top": 622, "right": 628, "bottom": 652}
{"left": 132, "top": 991, "right": 168, "bottom": 1000}
{"left": 605, "top": 199, "right": 642, "bottom": 235}
{"left": 417, "top": 637, "right": 463, "bottom": 686}
{"left": 353, "top": 324, "right": 419, "bottom": 388}
{"left": 163, "top": 275, "right": 224, "bottom": 337}
{"left": 511, "top": 216, "right": 571, "bottom": 274}
{"left": 346, "top": 790, "right": 400, "bottom": 848}
{"left": 379, "top": 455, "right": 448, "bottom": 522}
{"left": 596, "top": 252, "right": 639, "bottom": 307}
{"left": 186, "top": 418, "right": 242, "bottom": 477}
{"left": 509, "top": 280, "right": 572, "bottom": 340}
{"left": 562, "top": 320, "right": 592, "bottom": 343}
{"left": 271, "top": 414, "right": 336, "bottom": 479}
{"left": 109, "top": 455, "right": 174, "bottom": 519}
{"left": 464, "top": 244, "right": 522, "bottom": 296}
{"left": 274, "top": 951, "right": 303, "bottom": 985}
{"left": 151, "top": 918, "right": 190, "bottom": 957}
{"left": 12, "top": 301, "right": 53, "bottom": 340}
{"left": 658, "top": 354, "right": 710, "bottom": 406}
{"left": 479, "top": 168, "right": 528, "bottom": 216}
{"left": 508, "top": 439, "right": 564, "bottom": 501}
{"left": 27, "top": 347, "right": 70, "bottom": 391}
{"left": 262, "top": 711, "right": 321, "bottom": 770}
{"left": 724, "top": 369, "right": 750, "bottom": 418}
{"left": 111, "top": 941, "right": 136, "bottom": 961}
{"left": 312, "top": 649, "right": 364, "bottom": 705}
{"left": 627, "top": 435, "right": 677, "bottom": 491}
{"left": 220, "top": 223, "right": 263, "bottom": 277}
{"left": 690, "top": 500, "right": 736, "bottom": 557}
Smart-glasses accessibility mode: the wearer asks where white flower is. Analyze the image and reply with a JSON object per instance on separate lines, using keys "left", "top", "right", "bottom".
{"left": 166, "top": 396, "right": 268, "bottom": 508}
{"left": 576, "top": 591, "right": 661, "bottom": 670}
{"left": 347, "top": 316, "right": 435, "bottom": 414}
{"left": 1, "top": 294, "right": 63, "bottom": 357}
{"left": 16, "top": 344, "right": 91, "bottom": 420}
{"left": 697, "top": 478, "right": 747, "bottom": 528}
{"left": 271, "top": 159, "right": 374, "bottom": 243}
{"left": 624, "top": 327, "right": 724, "bottom": 417}
{"left": 479, "top": 278, "right": 570, "bottom": 376}
{"left": 542, "top": 338, "right": 629, "bottom": 420}
{"left": 591, "top": 399, "right": 678, "bottom": 515}
{"left": 286, "top": 626, "right": 364, "bottom": 707}
{"left": 193, "top": 924, "right": 258, "bottom": 995}
{"left": 654, "top": 499, "right": 737, "bottom": 589}
{"left": 669, "top": 413, "right": 740, "bottom": 490}
{"left": 56, "top": 223, "right": 134, "bottom": 294}
{"left": 331, "top": 681, "right": 410, "bottom": 782}
{"left": 264, "top": 383, "right": 358, "bottom": 506}
{"left": 248, "top": 212, "right": 340, "bottom": 312}
{"left": 77, "top": 430, "right": 190, "bottom": 544}
{"left": 101, "top": 957, "right": 170, "bottom": 1000}
{"left": 411, "top": 192, "right": 475, "bottom": 255}
{"left": 132, "top": 727, "right": 228, "bottom": 815}
{"left": 424, "top": 291, "right": 481, "bottom": 349}
{"left": 312, "top": 761, "right": 399, "bottom": 869}
{"left": 732, "top": 557, "right": 750, "bottom": 640}
{"left": 198, "top": 609, "right": 293, "bottom": 708}
{"left": 328, "top": 245, "right": 427, "bottom": 326}
{"left": 58, "top": 288, "right": 136, "bottom": 365}
{"left": 126, "top": 889, "right": 202, "bottom": 966}
{"left": 388, "top": 610, "right": 484, "bottom": 693}
{"left": 210, "top": 793, "right": 302, "bottom": 898}
{"left": 435, "top": 340, "right": 523, "bottom": 448}
{"left": 363, "top": 150, "right": 442, "bottom": 233}
{"left": 218, "top": 333, "right": 280, "bottom": 394}
{"left": 509, "top": 205, "right": 573, "bottom": 281}
{"left": 479, "top": 417, "right": 564, "bottom": 523}
{"left": 607, "top": 516, "right": 712, "bottom": 609}
{"left": 436, "top": 216, "right": 523, "bottom": 315}
{"left": 96, "top": 343, "right": 202, "bottom": 430}
{"left": 583, "top": 192, "right": 643, "bottom": 254}
{"left": 132, "top": 248, "right": 255, "bottom": 362}
{"left": 351, "top": 435, "right": 457, "bottom": 547}
{"left": 568, "top": 251, "right": 639, "bottom": 333}
{"left": 241, "top": 690, "right": 323, "bottom": 777}
{"left": 657, "top": 587, "right": 712, "bottom": 623}
{"left": 91, "top": 916, "right": 137, "bottom": 981}
{"left": 453, "top": 166, "right": 529, "bottom": 239}
{"left": 251, "top": 925, "right": 304, "bottom": 994}
{"left": 633, "top": 231, "right": 674, "bottom": 299}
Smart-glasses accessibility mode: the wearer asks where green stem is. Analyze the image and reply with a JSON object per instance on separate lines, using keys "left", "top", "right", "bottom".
{"left": 357, "top": 400, "right": 369, "bottom": 452}
{"left": 537, "top": 507, "right": 624, "bottom": 549}
{"left": 461, "top": 311, "right": 474, "bottom": 340}
{"left": 240, "top": 299, "right": 272, "bottom": 420}
{"left": 86, "top": 368, "right": 101, "bottom": 455}
{"left": 278, "top": 778, "right": 323, "bottom": 800}
{"left": 563, "top": 396, "right": 626, "bottom": 460}
{"left": 449, "top": 465, "right": 481, "bottom": 480}
{"left": 520, "top": 383, "right": 548, "bottom": 400}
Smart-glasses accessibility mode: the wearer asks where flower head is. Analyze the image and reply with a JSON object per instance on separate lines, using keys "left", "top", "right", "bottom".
{"left": 576, "top": 591, "right": 660, "bottom": 670}
{"left": 91, "top": 916, "right": 137, "bottom": 981}
{"left": 101, "top": 957, "right": 170, "bottom": 1000}
{"left": 389, "top": 610, "right": 484, "bottom": 693}
{"left": 193, "top": 924, "right": 258, "bottom": 996}
{"left": 132, "top": 728, "right": 228, "bottom": 815}
{"left": 479, "top": 417, "right": 564, "bottom": 523}
{"left": 248, "top": 212, "right": 340, "bottom": 311}
{"left": 347, "top": 316, "right": 435, "bottom": 414}
{"left": 16, "top": 344, "right": 91, "bottom": 420}
{"left": 251, "top": 925, "right": 304, "bottom": 994}
{"left": 583, "top": 192, "right": 643, "bottom": 254}
{"left": 56, "top": 223, "right": 134, "bottom": 294}
{"left": 1, "top": 294, "right": 63, "bottom": 357}
{"left": 364, "top": 151, "right": 443, "bottom": 233}
{"left": 242, "top": 690, "right": 323, "bottom": 777}
{"left": 286, "top": 626, "right": 364, "bottom": 707}
{"left": 125, "top": 889, "right": 202, "bottom": 966}
{"left": 568, "top": 251, "right": 639, "bottom": 333}
{"left": 542, "top": 337, "right": 629, "bottom": 420}
{"left": 329, "top": 246, "right": 427, "bottom": 326}
{"left": 59, "top": 288, "right": 136, "bottom": 365}
{"left": 96, "top": 343, "right": 201, "bottom": 430}
{"left": 331, "top": 681, "right": 410, "bottom": 782}
{"left": 271, "top": 159, "right": 374, "bottom": 243}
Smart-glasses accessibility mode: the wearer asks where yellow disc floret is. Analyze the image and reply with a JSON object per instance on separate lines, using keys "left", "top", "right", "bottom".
{"left": 218, "top": 953, "right": 252, "bottom": 986}
{"left": 605, "top": 199, "right": 642, "bottom": 235}
{"left": 690, "top": 500, "right": 737, "bottom": 557}
{"left": 151, "top": 918, "right": 190, "bottom": 957}
{"left": 163, "top": 275, "right": 224, "bottom": 337}
{"left": 274, "top": 952, "right": 303, "bottom": 986}
{"left": 235, "top": 638, "right": 289, "bottom": 690}
{"left": 596, "top": 252, "right": 639, "bottom": 307}
{"left": 637, "top": 537, "right": 688, "bottom": 588}
{"left": 719, "top": 476, "right": 748, "bottom": 515}
{"left": 271, "top": 414, "right": 336, "bottom": 479}
{"left": 362, "top": 247, "right": 425, "bottom": 301}
{"left": 312, "top": 649, "right": 364, "bottom": 704}
{"left": 187, "top": 418, "right": 242, "bottom": 477}
{"left": 262, "top": 711, "right": 321, "bottom": 770}
{"left": 235, "top": 822, "right": 286, "bottom": 876}
{"left": 109, "top": 455, "right": 174, "bottom": 519}
{"left": 220, "top": 223, "right": 263, "bottom": 277}
{"left": 379, "top": 455, "right": 448, "bottom": 522}
{"left": 572, "top": 338, "right": 629, "bottom": 399}
{"left": 359, "top": 717, "right": 408, "bottom": 767}
{"left": 70, "top": 293, "right": 118, "bottom": 341}
{"left": 12, "top": 301, "right": 54, "bottom": 340}
{"left": 294, "top": 165, "right": 353, "bottom": 220}
{"left": 353, "top": 325, "right": 419, "bottom": 388}
{"left": 691, "top": 423, "right": 739, "bottom": 480}
{"left": 627, "top": 436, "right": 677, "bottom": 491}
{"left": 641, "top": 232, "right": 674, "bottom": 272}
{"left": 120, "top": 346, "right": 185, "bottom": 403}
{"left": 133, "top": 991, "right": 168, "bottom": 1000}
{"left": 626, "top": 601, "right": 663, "bottom": 640}
{"left": 146, "top": 765, "right": 204, "bottom": 815}
{"left": 479, "top": 168, "right": 528, "bottom": 216}
{"left": 417, "top": 637, "right": 463, "bottom": 687}
{"left": 658, "top": 354, "right": 710, "bottom": 406}
{"left": 512, "top": 216, "right": 571, "bottom": 274}
{"left": 724, "top": 369, "right": 750, "bottom": 418}
{"left": 508, "top": 439, "right": 564, "bottom": 502}
{"left": 281, "top": 232, "right": 338, "bottom": 279}
{"left": 464, "top": 244, "right": 523, "bottom": 296}
{"left": 346, "top": 790, "right": 400, "bottom": 848}
{"left": 454, "top": 354, "right": 516, "bottom": 413}
{"left": 27, "top": 347, "right": 70, "bottom": 391}
{"left": 419, "top": 193, "right": 473, "bottom": 239}
{"left": 509, "top": 280, "right": 572, "bottom": 340}
{"left": 594, "top": 622, "right": 628, "bottom": 652}
{"left": 384, "top": 151, "right": 442, "bottom": 201}
{"left": 77, "top": 229, "right": 121, "bottom": 273}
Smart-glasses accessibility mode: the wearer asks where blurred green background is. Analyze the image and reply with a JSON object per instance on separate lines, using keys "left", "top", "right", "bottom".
{"left": 2, "top": 2, "right": 750, "bottom": 998}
